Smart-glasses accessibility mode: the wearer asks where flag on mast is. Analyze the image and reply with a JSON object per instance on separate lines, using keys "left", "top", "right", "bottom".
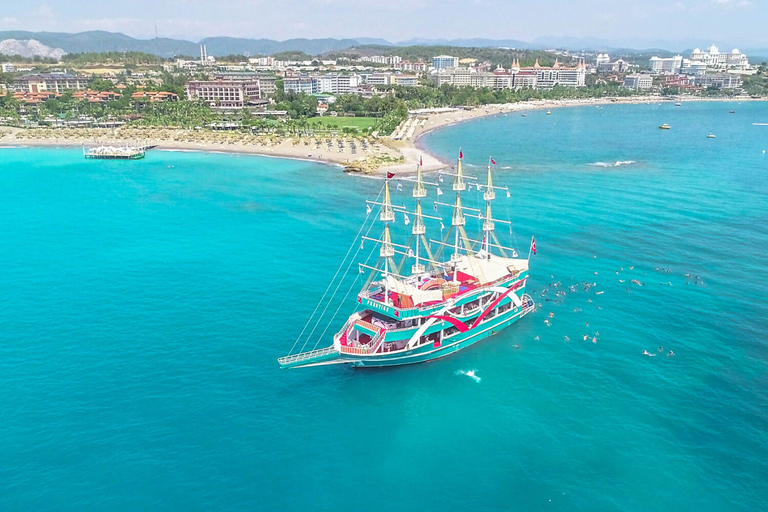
{"left": 491, "top": 157, "right": 496, "bottom": 165}
{"left": 459, "top": 150, "right": 463, "bottom": 159}
{"left": 530, "top": 236, "right": 537, "bottom": 255}
{"left": 419, "top": 156, "right": 423, "bottom": 166}
{"left": 387, "top": 172, "right": 395, "bottom": 179}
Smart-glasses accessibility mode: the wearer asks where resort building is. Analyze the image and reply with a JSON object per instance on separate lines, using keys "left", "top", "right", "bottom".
{"left": 2, "top": 62, "right": 15, "bottom": 73}
{"left": 525, "top": 59, "right": 587, "bottom": 88}
{"left": 432, "top": 55, "right": 459, "bottom": 70}
{"left": 212, "top": 72, "right": 277, "bottom": 96}
{"left": 597, "top": 58, "right": 630, "bottom": 73}
{"left": 623, "top": 74, "right": 653, "bottom": 90}
{"left": 71, "top": 90, "right": 122, "bottom": 103}
{"left": 365, "top": 73, "right": 392, "bottom": 86}
{"left": 396, "top": 60, "right": 428, "bottom": 72}
{"left": 680, "top": 60, "right": 708, "bottom": 75}
{"left": 692, "top": 73, "right": 742, "bottom": 89}
{"left": 317, "top": 74, "right": 360, "bottom": 94}
{"left": 284, "top": 76, "right": 319, "bottom": 95}
{"left": 130, "top": 91, "right": 179, "bottom": 102}
{"left": 691, "top": 45, "right": 749, "bottom": 70}
{"left": 14, "top": 73, "right": 89, "bottom": 93}
{"left": 650, "top": 55, "right": 684, "bottom": 74}
{"left": 392, "top": 75, "right": 419, "bottom": 87}
{"left": 512, "top": 71, "right": 537, "bottom": 89}
{"left": 185, "top": 80, "right": 266, "bottom": 109}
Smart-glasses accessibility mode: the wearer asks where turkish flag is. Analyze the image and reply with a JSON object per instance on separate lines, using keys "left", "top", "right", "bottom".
{"left": 387, "top": 172, "right": 395, "bottom": 179}
{"left": 491, "top": 158, "right": 496, "bottom": 165}
{"left": 531, "top": 236, "right": 537, "bottom": 255}
{"left": 459, "top": 150, "right": 463, "bottom": 159}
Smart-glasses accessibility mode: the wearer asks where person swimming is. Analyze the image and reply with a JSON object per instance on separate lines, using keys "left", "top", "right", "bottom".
{"left": 643, "top": 350, "right": 656, "bottom": 357}
{"left": 668, "top": 350, "right": 674, "bottom": 357}
{"left": 658, "top": 346, "right": 663, "bottom": 352}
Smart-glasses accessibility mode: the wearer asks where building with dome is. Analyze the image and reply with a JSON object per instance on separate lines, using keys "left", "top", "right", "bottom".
{"left": 690, "top": 45, "right": 749, "bottom": 70}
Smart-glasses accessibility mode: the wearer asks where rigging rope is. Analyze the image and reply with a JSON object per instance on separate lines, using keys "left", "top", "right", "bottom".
{"left": 289, "top": 183, "right": 384, "bottom": 355}
{"left": 312, "top": 241, "right": 379, "bottom": 351}
{"left": 303, "top": 212, "right": 380, "bottom": 352}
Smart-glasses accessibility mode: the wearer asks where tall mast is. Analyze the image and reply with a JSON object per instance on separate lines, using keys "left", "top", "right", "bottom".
{"left": 452, "top": 151, "right": 466, "bottom": 282}
{"left": 380, "top": 179, "right": 395, "bottom": 305}
{"left": 482, "top": 157, "right": 495, "bottom": 258}
{"left": 412, "top": 158, "right": 427, "bottom": 274}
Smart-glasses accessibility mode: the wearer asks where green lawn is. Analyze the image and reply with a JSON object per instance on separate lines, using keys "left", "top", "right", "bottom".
{"left": 306, "top": 116, "right": 379, "bottom": 131}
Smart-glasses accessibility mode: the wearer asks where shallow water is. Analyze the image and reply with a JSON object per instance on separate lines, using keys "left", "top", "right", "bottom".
{"left": 1, "top": 100, "right": 767, "bottom": 511}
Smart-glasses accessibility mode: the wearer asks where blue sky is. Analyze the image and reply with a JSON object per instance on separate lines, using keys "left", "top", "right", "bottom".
{"left": 2, "top": 0, "right": 767, "bottom": 48}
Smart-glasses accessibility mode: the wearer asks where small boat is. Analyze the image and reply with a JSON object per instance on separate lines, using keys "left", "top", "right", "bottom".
{"left": 729, "top": 110, "right": 736, "bottom": 114}
{"left": 659, "top": 123, "right": 671, "bottom": 130}
{"left": 521, "top": 113, "right": 528, "bottom": 117}
{"left": 675, "top": 102, "right": 682, "bottom": 106}
{"left": 707, "top": 134, "right": 716, "bottom": 138}
{"left": 546, "top": 110, "right": 552, "bottom": 115}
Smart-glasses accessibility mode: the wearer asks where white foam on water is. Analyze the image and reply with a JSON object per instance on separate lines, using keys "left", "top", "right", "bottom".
{"left": 590, "top": 160, "right": 637, "bottom": 168}
{"left": 456, "top": 369, "right": 481, "bottom": 382}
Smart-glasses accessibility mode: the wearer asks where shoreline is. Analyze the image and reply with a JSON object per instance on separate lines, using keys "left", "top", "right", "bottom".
{"left": 1, "top": 96, "right": 765, "bottom": 174}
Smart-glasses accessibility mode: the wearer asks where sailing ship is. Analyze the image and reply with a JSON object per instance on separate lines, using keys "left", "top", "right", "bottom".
{"left": 278, "top": 152, "right": 535, "bottom": 369}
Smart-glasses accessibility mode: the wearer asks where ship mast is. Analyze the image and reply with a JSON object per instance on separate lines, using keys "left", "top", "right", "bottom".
{"left": 380, "top": 178, "right": 396, "bottom": 305}
{"left": 412, "top": 158, "right": 427, "bottom": 274}
{"left": 482, "top": 157, "right": 495, "bottom": 259}
{"left": 451, "top": 151, "right": 467, "bottom": 282}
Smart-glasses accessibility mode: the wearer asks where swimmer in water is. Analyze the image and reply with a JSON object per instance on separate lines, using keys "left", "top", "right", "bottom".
{"left": 658, "top": 346, "right": 663, "bottom": 352}
{"left": 564, "top": 336, "right": 570, "bottom": 341}
{"left": 583, "top": 335, "right": 588, "bottom": 341}
{"left": 643, "top": 350, "right": 656, "bottom": 356}
{"left": 513, "top": 344, "right": 519, "bottom": 349}
{"left": 668, "top": 350, "right": 674, "bottom": 357}
{"left": 592, "top": 337, "right": 597, "bottom": 343}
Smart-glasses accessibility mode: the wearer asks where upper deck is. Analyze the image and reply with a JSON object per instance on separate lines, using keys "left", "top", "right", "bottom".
{"left": 358, "top": 253, "right": 529, "bottom": 320}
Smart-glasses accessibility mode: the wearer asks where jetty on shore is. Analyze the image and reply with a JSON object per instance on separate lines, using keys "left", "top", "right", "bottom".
{"left": 83, "top": 144, "right": 156, "bottom": 160}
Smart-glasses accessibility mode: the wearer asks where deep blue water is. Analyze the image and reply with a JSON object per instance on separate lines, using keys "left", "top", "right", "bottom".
{"left": 1, "top": 100, "right": 767, "bottom": 511}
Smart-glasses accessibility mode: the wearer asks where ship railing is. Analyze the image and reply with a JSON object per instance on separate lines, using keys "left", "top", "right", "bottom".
{"left": 278, "top": 346, "right": 336, "bottom": 366}
{"left": 339, "top": 328, "right": 385, "bottom": 356}
{"left": 521, "top": 293, "right": 535, "bottom": 313}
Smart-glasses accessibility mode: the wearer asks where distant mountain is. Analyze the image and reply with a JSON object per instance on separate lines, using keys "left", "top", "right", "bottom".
{"left": 0, "top": 31, "right": 360, "bottom": 58}
{"left": 198, "top": 37, "right": 361, "bottom": 56}
{"left": 0, "top": 31, "right": 197, "bottom": 57}
{"left": 395, "top": 38, "right": 534, "bottom": 49}
{"left": 353, "top": 37, "right": 393, "bottom": 46}
{"left": 0, "top": 30, "right": 763, "bottom": 59}
{"left": 0, "top": 38, "right": 66, "bottom": 59}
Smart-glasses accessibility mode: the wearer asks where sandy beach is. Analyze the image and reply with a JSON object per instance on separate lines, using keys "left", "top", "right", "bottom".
{"left": 1, "top": 96, "right": 763, "bottom": 175}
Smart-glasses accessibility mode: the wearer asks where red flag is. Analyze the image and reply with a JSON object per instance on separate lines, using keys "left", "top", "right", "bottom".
{"left": 459, "top": 150, "right": 463, "bottom": 159}
{"left": 419, "top": 156, "right": 422, "bottom": 166}
{"left": 387, "top": 172, "right": 395, "bottom": 179}
{"left": 491, "top": 158, "right": 496, "bottom": 165}
{"left": 531, "top": 236, "right": 537, "bottom": 256}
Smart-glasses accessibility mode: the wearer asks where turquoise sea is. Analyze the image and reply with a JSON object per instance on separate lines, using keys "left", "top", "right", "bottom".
{"left": 1, "top": 100, "right": 767, "bottom": 511}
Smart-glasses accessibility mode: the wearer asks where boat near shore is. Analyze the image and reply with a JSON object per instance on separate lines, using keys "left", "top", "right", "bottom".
{"left": 659, "top": 123, "right": 671, "bottom": 130}
{"left": 279, "top": 152, "right": 535, "bottom": 369}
